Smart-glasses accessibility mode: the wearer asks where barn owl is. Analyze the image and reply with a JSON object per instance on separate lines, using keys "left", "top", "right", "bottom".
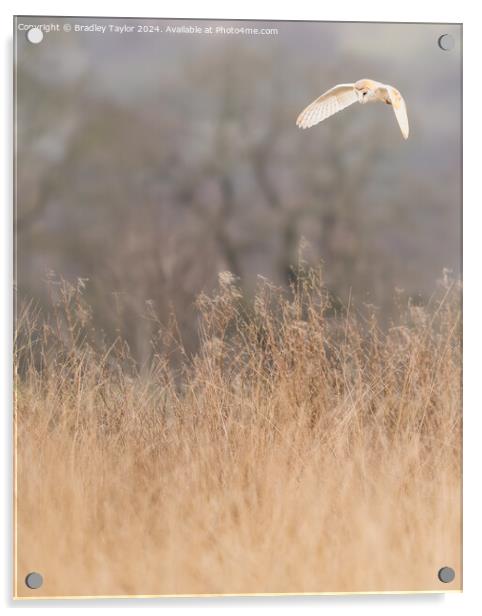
{"left": 296, "top": 79, "right": 409, "bottom": 139}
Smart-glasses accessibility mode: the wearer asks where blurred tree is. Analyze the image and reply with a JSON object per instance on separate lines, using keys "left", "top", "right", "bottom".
{"left": 15, "top": 36, "right": 455, "bottom": 361}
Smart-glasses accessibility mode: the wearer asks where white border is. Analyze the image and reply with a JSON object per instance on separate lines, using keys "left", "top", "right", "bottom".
{"left": 2, "top": 1, "right": 480, "bottom": 614}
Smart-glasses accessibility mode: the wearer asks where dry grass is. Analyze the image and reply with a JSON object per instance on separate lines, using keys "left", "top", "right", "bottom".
{"left": 14, "top": 267, "right": 462, "bottom": 597}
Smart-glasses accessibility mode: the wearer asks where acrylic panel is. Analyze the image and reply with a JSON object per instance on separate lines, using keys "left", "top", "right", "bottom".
{"left": 13, "top": 16, "right": 462, "bottom": 598}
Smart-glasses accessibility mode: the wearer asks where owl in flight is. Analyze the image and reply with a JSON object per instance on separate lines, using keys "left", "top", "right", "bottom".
{"left": 296, "top": 79, "right": 409, "bottom": 139}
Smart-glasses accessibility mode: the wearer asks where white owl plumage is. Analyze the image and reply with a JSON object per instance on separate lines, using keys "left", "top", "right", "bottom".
{"left": 296, "top": 79, "right": 409, "bottom": 139}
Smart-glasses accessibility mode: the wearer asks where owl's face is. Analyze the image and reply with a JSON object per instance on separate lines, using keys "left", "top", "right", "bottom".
{"left": 355, "top": 86, "right": 372, "bottom": 104}
{"left": 354, "top": 79, "right": 377, "bottom": 103}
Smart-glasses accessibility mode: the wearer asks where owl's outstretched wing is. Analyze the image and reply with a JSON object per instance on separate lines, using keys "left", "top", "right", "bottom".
{"left": 387, "top": 86, "right": 409, "bottom": 139}
{"left": 296, "top": 84, "right": 358, "bottom": 129}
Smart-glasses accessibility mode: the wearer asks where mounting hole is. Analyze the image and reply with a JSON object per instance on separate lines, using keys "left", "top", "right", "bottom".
{"left": 438, "top": 34, "right": 455, "bottom": 51}
{"left": 26, "top": 27, "right": 44, "bottom": 44}
{"left": 25, "top": 571, "right": 43, "bottom": 589}
{"left": 438, "top": 566, "right": 455, "bottom": 583}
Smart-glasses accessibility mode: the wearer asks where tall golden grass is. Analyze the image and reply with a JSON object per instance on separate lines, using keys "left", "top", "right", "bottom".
{"left": 14, "top": 266, "right": 462, "bottom": 597}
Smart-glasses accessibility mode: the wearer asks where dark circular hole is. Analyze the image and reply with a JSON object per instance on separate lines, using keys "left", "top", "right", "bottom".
{"left": 438, "top": 34, "right": 455, "bottom": 51}
{"left": 438, "top": 566, "right": 455, "bottom": 583}
{"left": 25, "top": 572, "right": 43, "bottom": 589}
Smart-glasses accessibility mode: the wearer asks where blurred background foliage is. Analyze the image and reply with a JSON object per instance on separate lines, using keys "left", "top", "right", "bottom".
{"left": 15, "top": 18, "right": 461, "bottom": 362}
